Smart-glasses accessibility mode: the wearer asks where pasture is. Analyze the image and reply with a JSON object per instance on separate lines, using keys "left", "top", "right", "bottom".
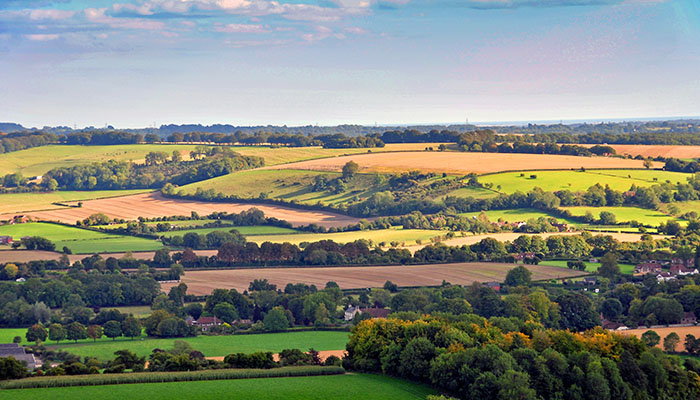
{"left": 0, "top": 328, "right": 27, "bottom": 344}
{"left": 0, "top": 192, "right": 363, "bottom": 228}
{"left": 479, "top": 169, "right": 689, "bottom": 194}
{"left": 161, "top": 262, "right": 588, "bottom": 295}
{"left": 160, "top": 225, "right": 299, "bottom": 237}
{"left": 459, "top": 208, "right": 579, "bottom": 224}
{"left": 246, "top": 228, "right": 448, "bottom": 246}
{"left": 0, "top": 222, "right": 163, "bottom": 254}
{"left": 0, "top": 144, "right": 199, "bottom": 176}
{"left": 49, "top": 330, "right": 349, "bottom": 360}
{"left": 540, "top": 260, "right": 636, "bottom": 275}
{"left": 265, "top": 152, "right": 661, "bottom": 175}
{"left": 0, "top": 190, "right": 152, "bottom": 215}
{"left": 560, "top": 206, "right": 677, "bottom": 226}
{"left": 0, "top": 373, "right": 436, "bottom": 400}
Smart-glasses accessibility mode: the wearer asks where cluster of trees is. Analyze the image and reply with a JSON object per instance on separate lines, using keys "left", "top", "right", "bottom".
{"left": 25, "top": 315, "right": 142, "bottom": 345}
{"left": 345, "top": 316, "right": 700, "bottom": 399}
{"left": 0, "top": 131, "right": 58, "bottom": 154}
{"left": 317, "top": 134, "right": 384, "bottom": 148}
{"left": 64, "top": 131, "right": 143, "bottom": 145}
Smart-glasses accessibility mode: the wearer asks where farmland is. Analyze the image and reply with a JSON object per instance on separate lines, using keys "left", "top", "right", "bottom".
{"left": 49, "top": 330, "right": 349, "bottom": 360}
{"left": 265, "top": 152, "right": 661, "bottom": 175}
{"left": 0, "top": 222, "right": 163, "bottom": 254}
{"left": 560, "top": 206, "right": 678, "bottom": 225}
{"left": 0, "top": 192, "right": 363, "bottom": 228}
{"left": 540, "top": 260, "right": 636, "bottom": 275}
{"left": 0, "top": 373, "right": 435, "bottom": 400}
{"left": 161, "top": 262, "right": 588, "bottom": 295}
{"left": 0, "top": 190, "right": 152, "bottom": 215}
{"left": 160, "top": 225, "right": 299, "bottom": 237}
{"left": 246, "top": 227, "right": 448, "bottom": 246}
{"left": 582, "top": 144, "right": 700, "bottom": 159}
{"left": 479, "top": 169, "right": 689, "bottom": 194}
{"left": 459, "top": 208, "right": 579, "bottom": 224}
{"left": 620, "top": 326, "right": 700, "bottom": 352}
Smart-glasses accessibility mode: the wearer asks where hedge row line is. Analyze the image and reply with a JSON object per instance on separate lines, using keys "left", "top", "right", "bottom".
{"left": 0, "top": 366, "right": 345, "bottom": 390}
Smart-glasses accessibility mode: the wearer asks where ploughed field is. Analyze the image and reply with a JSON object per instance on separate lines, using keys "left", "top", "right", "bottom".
{"left": 582, "top": 144, "right": 700, "bottom": 159}
{"left": 162, "top": 262, "right": 587, "bottom": 295}
{"left": 0, "top": 192, "right": 362, "bottom": 228}
{"left": 264, "top": 151, "right": 661, "bottom": 175}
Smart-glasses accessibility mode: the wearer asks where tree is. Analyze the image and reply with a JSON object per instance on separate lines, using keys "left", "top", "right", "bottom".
{"left": 121, "top": 316, "right": 142, "bottom": 340}
{"left": 172, "top": 150, "right": 182, "bottom": 163}
{"left": 641, "top": 330, "right": 660, "bottom": 347}
{"left": 103, "top": 320, "right": 122, "bottom": 340}
{"left": 0, "top": 356, "right": 27, "bottom": 380}
{"left": 87, "top": 325, "right": 103, "bottom": 342}
{"left": 663, "top": 332, "right": 680, "bottom": 353}
{"left": 643, "top": 159, "right": 654, "bottom": 169}
{"left": 67, "top": 322, "right": 87, "bottom": 343}
{"left": 48, "top": 323, "right": 66, "bottom": 344}
{"left": 598, "top": 252, "right": 621, "bottom": 280}
{"left": 113, "top": 349, "right": 146, "bottom": 371}
{"left": 599, "top": 211, "right": 617, "bottom": 225}
{"left": 25, "top": 324, "right": 47, "bottom": 345}
{"left": 384, "top": 280, "right": 398, "bottom": 293}
{"left": 505, "top": 266, "right": 531, "bottom": 287}
{"left": 341, "top": 161, "right": 359, "bottom": 180}
{"left": 153, "top": 248, "right": 172, "bottom": 267}
{"left": 600, "top": 298, "right": 623, "bottom": 321}
{"left": 213, "top": 302, "right": 239, "bottom": 323}
{"left": 2, "top": 263, "right": 18, "bottom": 280}
{"left": 263, "top": 306, "right": 290, "bottom": 331}
{"left": 185, "top": 303, "right": 203, "bottom": 320}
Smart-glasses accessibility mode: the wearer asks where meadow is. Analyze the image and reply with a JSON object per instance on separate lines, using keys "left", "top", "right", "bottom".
{"left": 0, "top": 373, "right": 436, "bottom": 400}
{"left": 0, "top": 144, "right": 200, "bottom": 176}
{"left": 540, "top": 260, "right": 636, "bottom": 275}
{"left": 245, "top": 227, "right": 448, "bottom": 246}
{"left": 0, "top": 222, "right": 163, "bottom": 254}
{"left": 49, "top": 330, "right": 350, "bottom": 360}
{"left": 159, "top": 225, "right": 299, "bottom": 237}
{"left": 560, "top": 206, "right": 677, "bottom": 226}
{"left": 0, "top": 189, "right": 152, "bottom": 215}
{"left": 459, "top": 208, "right": 579, "bottom": 225}
{"left": 479, "top": 169, "right": 689, "bottom": 194}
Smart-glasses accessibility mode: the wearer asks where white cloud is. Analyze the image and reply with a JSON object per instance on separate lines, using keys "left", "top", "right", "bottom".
{"left": 26, "top": 33, "right": 59, "bottom": 40}
{"left": 29, "top": 9, "right": 75, "bottom": 20}
{"left": 215, "top": 23, "right": 266, "bottom": 33}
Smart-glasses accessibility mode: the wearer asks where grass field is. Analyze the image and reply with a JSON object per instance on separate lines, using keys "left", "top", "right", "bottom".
{"left": 0, "top": 373, "right": 436, "bottom": 400}
{"left": 0, "top": 190, "right": 152, "bottom": 215}
{"left": 459, "top": 208, "right": 579, "bottom": 225}
{"left": 246, "top": 227, "right": 448, "bottom": 246}
{"left": 0, "top": 222, "right": 163, "bottom": 254}
{"left": 0, "top": 145, "right": 200, "bottom": 176}
{"left": 160, "top": 226, "right": 299, "bottom": 238}
{"left": 0, "top": 328, "right": 27, "bottom": 344}
{"left": 540, "top": 260, "right": 636, "bottom": 275}
{"left": 479, "top": 169, "right": 689, "bottom": 194}
{"left": 49, "top": 331, "right": 350, "bottom": 360}
{"left": 560, "top": 206, "right": 677, "bottom": 226}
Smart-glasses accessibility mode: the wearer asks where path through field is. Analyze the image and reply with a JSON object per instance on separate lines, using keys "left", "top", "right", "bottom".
{"left": 161, "top": 262, "right": 587, "bottom": 295}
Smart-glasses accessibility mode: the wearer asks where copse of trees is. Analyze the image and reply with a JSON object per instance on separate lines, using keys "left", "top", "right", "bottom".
{"left": 0, "top": 131, "right": 58, "bottom": 154}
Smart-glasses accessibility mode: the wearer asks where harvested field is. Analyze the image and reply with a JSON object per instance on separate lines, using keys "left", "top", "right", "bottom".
{"left": 0, "top": 192, "right": 361, "bottom": 228}
{"left": 266, "top": 152, "right": 660, "bottom": 175}
{"left": 162, "top": 262, "right": 587, "bottom": 295}
{"left": 583, "top": 144, "right": 700, "bottom": 159}
{"left": 619, "top": 325, "right": 700, "bottom": 352}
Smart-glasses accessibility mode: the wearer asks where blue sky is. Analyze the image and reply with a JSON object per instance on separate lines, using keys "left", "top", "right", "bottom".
{"left": 0, "top": 0, "right": 698, "bottom": 128}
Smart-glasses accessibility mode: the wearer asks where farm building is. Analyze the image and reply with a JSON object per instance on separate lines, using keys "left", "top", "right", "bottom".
{"left": 484, "top": 281, "right": 501, "bottom": 292}
{"left": 682, "top": 312, "right": 697, "bottom": 325}
{"left": 344, "top": 306, "right": 390, "bottom": 321}
{"left": 0, "top": 235, "right": 13, "bottom": 244}
{"left": 634, "top": 261, "right": 662, "bottom": 276}
{"left": 186, "top": 316, "right": 223, "bottom": 331}
{"left": 0, "top": 343, "right": 39, "bottom": 369}
{"left": 670, "top": 262, "right": 698, "bottom": 277}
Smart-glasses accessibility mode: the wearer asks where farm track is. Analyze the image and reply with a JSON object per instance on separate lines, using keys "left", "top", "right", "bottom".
{"left": 264, "top": 151, "right": 660, "bottom": 175}
{"left": 160, "top": 262, "right": 587, "bottom": 295}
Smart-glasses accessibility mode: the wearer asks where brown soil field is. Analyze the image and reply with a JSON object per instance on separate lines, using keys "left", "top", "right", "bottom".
{"left": 619, "top": 325, "right": 700, "bottom": 352}
{"left": 583, "top": 144, "right": 700, "bottom": 159}
{"left": 265, "top": 152, "right": 660, "bottom": 175}
{"left": 0, "top": 192, "right": 361, "bottom": 228}
{"left": 162, "top": 262, "right": 587, "bottom": 295}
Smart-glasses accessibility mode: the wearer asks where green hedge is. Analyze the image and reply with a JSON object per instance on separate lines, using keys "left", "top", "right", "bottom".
{"left": 0, "top": 366, "right": 345, "bottom": 390}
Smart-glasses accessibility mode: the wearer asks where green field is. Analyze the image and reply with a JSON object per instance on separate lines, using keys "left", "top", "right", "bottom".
{"left": 160, "top": 225, "right": 299, "bottom": 238}
{"left": 0, "top": 222, "right": 163, "bottom": 254}
{"left": 459, "top": 208, "right": 579, "bottom": 225}
{"left": 49, "top": 331, "right": 350, "bottom": 360}
{"left": 480, "top": 169, "right": 690, "bottom": 194}
{"left": 247, "top": 227, "right": 448, "bottom": 246}
{"left": 0, "top": 190, "right": 152, "bottom": 215}
{"left": 560, "top": 206, "right": 677, "bottom": 226}
{"left": 540, "top": 260, "right": 636, "bottom": 275}
{"left": 0, "top": 145, "right": 201, "bottom": 177}
{"left": 0, "top": 373, "right": 435, "bottom": 400}
{"left": 0, "top": 328, "right": 27, "bottom": 344}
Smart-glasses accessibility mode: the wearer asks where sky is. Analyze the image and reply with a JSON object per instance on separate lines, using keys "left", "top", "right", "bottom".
{"left": 0, "top": 0, "right": 699, "bottom": 128}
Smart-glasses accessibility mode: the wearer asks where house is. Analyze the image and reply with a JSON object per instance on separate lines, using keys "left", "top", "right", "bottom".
{"left": 484, "top": 281, "right": 501, "bottom": 292}
{"left": 186, "top": 316, "right": 222, "bottom": 331}
{"left": 601, "top": 320, "right": 628, "bottom": 331}
{"left": 635, "top": 261, "right": 662, "bottom": 276}
{"left": 0, "top": 343, "right": 39, "bottom": 369}
{"left": 360, "top": 307, "right": 391, "bottom": 319}
{"left": 0, "top": 236, "right": 13, "bottom": 245}
{"left": 552, "top": 223, "right": 571, "bottom": 232}
{"left": 583, "top": 277, "right": 597, "bottom": 286}
{"left": 344, "top": 306, "right": 361, "bottom": 321}
{"left": 670, "top": 263, "right": 699, "bottom": 277}
{"left": 682, "top": 312, "right": 697, "bottom": 325}
{"left": 515, "top": 252, "right": 536, "bottom": 262}
{"left": 656, "top": 272, "right": 676, "bottom": 282}
{"left": 10, "top": 215, "right": 29, "bottom": 224}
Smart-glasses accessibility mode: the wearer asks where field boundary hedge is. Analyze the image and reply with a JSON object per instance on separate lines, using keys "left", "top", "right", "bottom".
{"left": 0, "top": 366, "right": 345, "bottom": 390}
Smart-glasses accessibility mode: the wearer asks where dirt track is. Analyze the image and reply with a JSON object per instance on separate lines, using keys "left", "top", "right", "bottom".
{"left": 161, "top": 262, "right": 586, "bottom": 295}
{"left": 0, "top": 192, "right": 361, "bottom": 228}
{"left": 266, "top": 152, "right": 659, "bottom": 175}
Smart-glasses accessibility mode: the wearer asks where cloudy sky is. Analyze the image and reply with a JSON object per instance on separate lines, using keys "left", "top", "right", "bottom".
{"left": 0, "top": 0, "right": 698, "bottom": 128}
